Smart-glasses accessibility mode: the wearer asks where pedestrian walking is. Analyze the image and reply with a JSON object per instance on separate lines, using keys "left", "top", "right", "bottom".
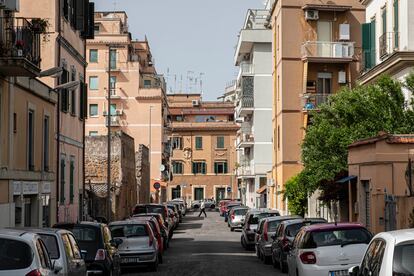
{"left": 198, "top": 200, "right": 207, "bottom": 217}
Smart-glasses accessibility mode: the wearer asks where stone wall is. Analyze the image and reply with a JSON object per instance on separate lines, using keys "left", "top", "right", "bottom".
{"left": 136, "top": 145, "right": 150, "bottom": 204}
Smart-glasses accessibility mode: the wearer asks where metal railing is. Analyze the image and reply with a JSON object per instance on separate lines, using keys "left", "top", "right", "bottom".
{"left": 302, "top": 93, "right": 330, "bottom": 110}
{"left": 302, "top": 41, "right": 355, "bottom": 59}
{"left": 379, "top": 32, "right": 399, "bottom": 58}
{"left": 0, "top": 17, "right": 41, "bottom": 66}
{"left": 240, "top": 61, "right": 253, "bottom": 75}
{"left": 106, "top": 116, "right": 120, "bottom": 126}
{"left": 238, "top": 164, "right": 254, "bottom": 176}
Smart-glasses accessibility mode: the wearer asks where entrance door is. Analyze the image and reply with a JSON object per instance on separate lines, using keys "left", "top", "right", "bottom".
{"left": 172, "top": 187, "right": 181, "bottom": 199}
{"left": 24, "top": 201, "right": 31, "bottom": 227}
{"left": 317, "top": 72, "right": 332, "bottom": 105}
{"left": 194, "top": 188, "right": 204, "bottom": 201}
{"left": 216, "top": 188, "right": 226, "bottom": 203}
{"left": 317, "top": 21, "right": 332, "bottom": 57}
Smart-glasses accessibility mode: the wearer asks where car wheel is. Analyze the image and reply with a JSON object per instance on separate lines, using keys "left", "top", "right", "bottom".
{"left": 280, "top": 253, "right": 288, "bottom": 273}
{"left": 256, "top": 246, "right": 260, "bottom": 258}
{"left": 149, "top": 256, "right": 159, "bottom": 272}
{"left": 211, "top": 204, "right": 215, "bottom": 209}
{"left": 296, "top": 269, "right": 299, "bottom": 276}
{"left": 241, "top": 236, "right": 247, "bottom": 249}
{"left": 159, "top": 253, "right": 163, "bottom": 264}
{"left": 272, "top": 253, "right": 279, "bottom": 269}
{"left": 230, "top": 227, "right": 234, "bottom": 232}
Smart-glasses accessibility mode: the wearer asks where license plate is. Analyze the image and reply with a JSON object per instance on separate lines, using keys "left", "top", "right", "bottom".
{"left": 121, "top": 257, "right": 139, "bottom": 263}
{"left": 330, "top": 270, "right": 348, "bottom": 276}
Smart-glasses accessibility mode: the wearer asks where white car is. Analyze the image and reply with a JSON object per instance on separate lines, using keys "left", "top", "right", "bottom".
{"left": 0, "top": 229, "right": 55, "bottom": 276}
{"left": 287, "top": 223, "right": 372, "bottom": 276}
{"left": 349, "top": 228, "right": 414, "bottom": 276}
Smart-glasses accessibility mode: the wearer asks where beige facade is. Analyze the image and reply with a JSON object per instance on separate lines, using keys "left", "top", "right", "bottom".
{"left": 85, "top": 12, "right": 169, "bottom": 202}
{"left": 268, "top": 0, "right": 365, "bottom": 213}
{"left": 167, "top": 94, "right": 239, "bottom": 204}
{"left": 348, "top": 133, "right": 414, "bottom": 233}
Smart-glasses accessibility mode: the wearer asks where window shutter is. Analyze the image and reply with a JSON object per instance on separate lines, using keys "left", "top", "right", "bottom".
{"left": 224, "top": 162, "right": 228, "bottom": 174}
{"left": 214, "top": 162, "right": 218, "bottom": 174}
{"left": 82, "top": 2, "right": 95, "bottom": 39}
{"left": 394, "top": 0, "right": 399, "bottom": 48}
{"left": 69, "top": 160, "right": 74, "bottom": 203}
{"left": 63, "top": 0, "right": 69, "bottom": 20}
{"left": 75, "top": 0, "right": 85, "bottom": 31}
{"left": 192, "top": 162, "right": 196, "bottom": 174}
{"left": 362, "top": 23, "right": 372, "bottom": 69}
{"left": 370, "top": 21, "right": 376, "bottom": 67}
{"left": 202, "top": 163, "right": 206, "bottom": 174}
{"left": 60, "top": 158, "right": 65, "bottom": 204}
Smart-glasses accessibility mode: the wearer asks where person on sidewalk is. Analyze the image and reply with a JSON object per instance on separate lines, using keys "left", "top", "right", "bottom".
{"left": 198, "top": 200, "right": 207, "bottom": 217}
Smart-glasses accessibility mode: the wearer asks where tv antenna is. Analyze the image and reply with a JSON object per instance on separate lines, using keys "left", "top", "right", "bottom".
{"left": 113, "top": 0, "right": 117, "bottom": 10}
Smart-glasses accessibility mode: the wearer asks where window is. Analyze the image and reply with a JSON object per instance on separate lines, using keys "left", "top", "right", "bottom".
{"left": 60, "top": 68, "right": 69, "bottom": 112}
{"left": 172, "top": 161, "right": 183, "bottom": 174}
{"left": 67, "top": 234, "right": 82, "bottom": 259}
{"left": 360, "top": 239, "right": 386, "bottom": 276}
{"left": 144, "top": 79, "right": 152, "bottom": 88}
{"left": 382, "top": 7, "right": 387, "bottom": 35}
{"left": 70, "top": 69, "right": 76, "bottom": 115}
{"left": 277, "top": 125, "right": 280, "bottom": 150}
{"left": 195, "top": 115, "right": 216, "bottom": 122}
{"left": 60, "top": 155, "right": 66, "bottom": 204}
{"left": 89, "top": 76, "right": 98, "bottom": 90}
{"left": 61, "top": 234, "right": 74, "bottom": 260}
{"left": 317, "top": 72, "right": 332, "bottom": 95}
{"left": 195, "top": 136, "right": 203, "bottom": 150}
{"left": 110, "top": 76, "right": 117, "bottom": 95}
{"left": 79, "top": 81, "right": 87, "bottom": 119}
{"left": 89, "top": 104, "right": 98, "bottom": 117}
{"left": 94, "top": 24, "right": 100, "bottom": 35}
{"left": 109, "top": 49, "right": 117, "bottom": 69}
{"left": 0, "top": 238, "right": 33, "bottom": 270}
{"left": 89, "top": 49, "right": 98, "bottom": 63}
{"left": 69, "top": 157, "right": 75, "bottom": 204}
{"left": 214, "top": 161, "right": 228, "bottom": 174}
{"left": 39, "top": 234, "right": 59, "bottom": 259}
{"left": 393, "top": 0, "right": 399, "bottom": 49}
{"left": 43, "top": 116, "right": 49, "bottom": 171}
{"left": 63, "top": 0, "right": 69, "bottom": 21}
{"left": 175, "top": 115, "right": 183, "bottom": 122}
{"left": 192, "top": 161, "right": 206, "bottom": 174}
{"left": 393, "top": 242, "right": 414, "bottom": 275}
{"left": 217, "top": 136, "right": 225, "bottom": 149}
{"left": 28, "top": 109, "right": 34, "bottom": 171}
{"left": 172, "top": 137, "right": 183, "bottom": 150}
{"left": 36, "top": 240, "right": 51, "bottom": 269}
{"left": 89, "top": 131, "right": 98, "bottom": 136}
{"left": 172, "top": 187, "right": 181, "bottom": 199}
{"left": 362, "top": 19, "right": 377, "bottom": 69}
{"left": 110, "top": 104, "right": 117, "bottom": 116}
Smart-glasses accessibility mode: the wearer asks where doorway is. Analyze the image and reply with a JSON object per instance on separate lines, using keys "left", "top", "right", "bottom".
{"left": 317, "top": 21, "right": 332, "bottom": 57}
{"left": 194, "top": 188, "right": 204, "bottom": 201}
{"left": 172, "top": 187, "right": 181, "bottom": 199}
{"left": 216, "top": 188, "right": 226, "bottom": 203}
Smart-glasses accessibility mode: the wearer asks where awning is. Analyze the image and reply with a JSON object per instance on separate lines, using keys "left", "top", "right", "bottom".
{"left": 336, "top": 175, "right": 357, "bottom": 184}
{"left": 256, "top": 185, "right": 267, "bottom": 194}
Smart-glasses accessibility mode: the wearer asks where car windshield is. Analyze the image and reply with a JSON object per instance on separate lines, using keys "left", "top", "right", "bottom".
{"left": 39, "top": 234, "right": 60, "bottom": 259}
{"left": 0, "top": 238, "right": 33, "bottom": 270}
{"left": 110, "top": 224, "right": 148, "bottom": 238}
{"left": 393, "top": 242, "right": 414, "bottom": 275}
{"left": 285, "top": 223, "right": 304, "bottom": 237}
{"left": 234, "top": 209, "right": 248, "bottom": 216}
{"left": 303, "top": 228, "right": 371, "bottom": 248}
{"left": 268, "top": 220, "right": 283, "bottom": 232}
{"left": 70, "top": 226, "right": 98, "bottom": 242}
{"left": 248, "top": 213, "right": 278, "bottom": 224}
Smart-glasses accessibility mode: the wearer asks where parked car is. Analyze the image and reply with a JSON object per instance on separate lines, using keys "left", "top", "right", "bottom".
{"left": 168, "top": 208, "right": 179, "bottom": 230}
{"left": 219, "top": 199, "right": 232, "bottom": 216}
{"left": 191, "top": 200, "right": 201, "bottom": 209}
{"left": 271, "top": 218, "right": 326, "bottom": 271}
{"left": 132, "top": 213, "right": 170, "bottom": 248}
{"left": 204, "top": 199, "right": 216, "bottom": 209}
{"left": 224, "top": 202, "right": 243, "bottom": 222}
{"left": 349, "top": 228, "right": 414, "bottom": 276}
{"left": 287, "top": 223, "right": 372, "bottom": 276}
{"left": 255, "top": 216, "right": 301, "bottom": 265}
{"left": 227, "top": 206, "right": 249, "bottom": 231}
{"left": 132, "top": 204, "right": 169, "bottom": 224}
{"left": 53, "top": 222, "right": 122, "bottom": 276}
{"left": 166, "top": 203, "right": 180, "bottom": 226}
{"left": 130, "top": 216, "right": 164, "bottom": 259}
{"left": 171, "top": 199, "right": 187, "bottom": 216}
{"left": 0, "top": 229, "right": 54, "bottom": 276}
{"left": 109, "top": 220, "right": 159, "bottom": 272}
{"left": 25, "top": 228, "right": 87, "bottom": 275}
{"left": 241, "top": 209, "right": 280, "bottom": 250}
{"left": 167, "top": 201, "right": 184, "bottom": 222}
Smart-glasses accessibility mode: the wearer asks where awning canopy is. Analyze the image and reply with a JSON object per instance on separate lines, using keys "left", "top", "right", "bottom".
{"left": 336, "top": 175, "right": 357, "bottom": 184}
{"left": 256, "top": 185, "right": 267, "bottom": 194}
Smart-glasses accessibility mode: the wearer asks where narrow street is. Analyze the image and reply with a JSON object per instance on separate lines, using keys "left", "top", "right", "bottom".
{"left": 124, "top": 210, "right": 286, "bottom": 276}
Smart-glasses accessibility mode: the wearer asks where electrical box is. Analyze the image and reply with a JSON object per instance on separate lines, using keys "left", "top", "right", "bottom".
{"left": 338, "top": 71, "right": 347, "bottom": 84}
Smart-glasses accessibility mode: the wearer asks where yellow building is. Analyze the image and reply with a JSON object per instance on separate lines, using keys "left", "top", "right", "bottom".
{"left": 268, "top": 0, "right": 365, "bottom": 213}
{"left": 167, "top": 94, "right": 239, "bottom": 203}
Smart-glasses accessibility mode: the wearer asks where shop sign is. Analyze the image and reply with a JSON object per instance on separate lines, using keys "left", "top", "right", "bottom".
{"left": 22, "top": 182, "right": 39, "bottom": 195}
{"left": 13, "top": 181, "right": 22, "bottom": 195}
{"left": 42, "top": 182, "right": 51, "bottom": 194}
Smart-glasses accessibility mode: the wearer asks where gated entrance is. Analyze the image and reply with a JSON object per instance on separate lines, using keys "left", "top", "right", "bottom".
{"left": 216, "top": 188, "right": 225, "bottom": 203}
{"left": 385, "top": 194, "right": 397, "bottom": 231}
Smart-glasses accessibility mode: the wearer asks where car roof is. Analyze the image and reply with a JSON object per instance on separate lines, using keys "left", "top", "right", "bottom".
{"left": 10, "top": 227, "right": 70, "bottom": 235}
{"left": 303, "top": 222, "right": 365, "bottom": 232}
{"left": 109, "top": 220, "right": 149, "bottom": 226}
{"left": 265, "top": 215, "right": 300, "bottom": 222}
{"left": 280, "top": 218, "right": 326, "bottom": 226}
{"left": 231, "top": 206, "right": 248, "bottom": 210}
{"left": 0, "top": 229, "right": 38, "bottom": 237}
{"left": 374, "top": 229, "right": 414, "bottom": 244}
{"left": 54, "top": 221, "right": 104, "bottom": 228}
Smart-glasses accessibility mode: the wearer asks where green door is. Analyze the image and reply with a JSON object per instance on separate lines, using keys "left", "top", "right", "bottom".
{"left": 216, "top": 188, "right": 225, "bottom": 203}
{"left": 194, "top": 188, "right": 204, "bottom": 201}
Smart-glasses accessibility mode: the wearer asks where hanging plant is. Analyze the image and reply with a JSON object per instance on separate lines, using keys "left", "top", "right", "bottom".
{"left": 31, "top": 18, "right": 50, "bottom": 34}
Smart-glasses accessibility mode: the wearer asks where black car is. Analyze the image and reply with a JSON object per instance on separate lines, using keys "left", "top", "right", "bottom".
{"left": 270, "top": 218, "right": 327, "bottom": 272}
{"left": 132, "top": 204, "right": 169, "bottom": 223}
{"left": 53, "top": 221, "right": 122, "bottom": 276}
{"left": 166, "top": 204, "right": 181, "bottom": 225}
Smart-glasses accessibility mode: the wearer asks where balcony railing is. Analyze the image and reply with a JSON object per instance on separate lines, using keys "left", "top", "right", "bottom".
{"left": 106, "top": 116, "right": 120, "bottom": 126}
{"left": 302, "top": 41, "right": 355, "bottom": 60}
{"left": 0, "top": 17, "right": 41, "bottom": 76}
{"left": 240, "top": 61, "right": 253, "bottom": 75}
{"left": 106, "top": 88, "right": 121, "bottom": 99}
{"left": 379, "top": 32, "right": 399, "bottom": 59}
{"left": 302, "top": 93, "right": 330, "bottom": 110}
{"left": 238, "top": 164, "right": 254, "bottom": 177}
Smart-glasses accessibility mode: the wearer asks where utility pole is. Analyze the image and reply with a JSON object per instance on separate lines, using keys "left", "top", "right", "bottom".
{"left": 107, "top": 45, "right": 113, "bottom": 223}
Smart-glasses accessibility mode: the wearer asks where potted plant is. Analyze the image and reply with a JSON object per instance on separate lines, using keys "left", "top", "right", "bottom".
{"left": 31, "top": 18, "right": 49, "bottom": 34}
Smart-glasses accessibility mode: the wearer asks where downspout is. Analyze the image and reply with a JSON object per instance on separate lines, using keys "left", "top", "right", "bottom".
{"left": 82, "top": 26, "right": 86, "bottom": 221}
{"left": 56, "top": 0, "right": 62, "bottom": 223}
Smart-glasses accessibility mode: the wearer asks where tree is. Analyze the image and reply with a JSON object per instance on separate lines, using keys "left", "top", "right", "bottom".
{"left": 286, "top": 74, "right": 414, "bottom": 208}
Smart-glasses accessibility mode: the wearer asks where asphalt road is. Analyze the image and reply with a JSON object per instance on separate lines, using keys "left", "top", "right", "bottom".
{"left": 124, "top": 210, "right": 287, "bottom": 276}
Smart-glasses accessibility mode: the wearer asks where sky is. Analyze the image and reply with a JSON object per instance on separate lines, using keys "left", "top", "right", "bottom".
{"left": 94, "top": 0, "right": 264, "bottom": 100}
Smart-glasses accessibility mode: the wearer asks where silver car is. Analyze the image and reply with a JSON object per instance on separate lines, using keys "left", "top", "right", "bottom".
{"left": 228, "top": 207, "right": 248, "bottom": 231}
{"left": 27, "top": 228, "right": 87, "bottom": 276}
{"left": 0, "top": 229, "right": 54, "bottom": 276}
{"left": 255, "top": 215, "right": 301, "bottom": 264}
{"left": 109, "top": 220, "right": 159, "bottom": 272}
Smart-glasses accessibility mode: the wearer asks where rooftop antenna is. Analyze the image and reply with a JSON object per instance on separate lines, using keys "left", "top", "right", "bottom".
{"left": 113, "top": 0, "right": 117, "bottom": 10}
{"left": 199, "top": 73, "right": 205, "bottom": 97}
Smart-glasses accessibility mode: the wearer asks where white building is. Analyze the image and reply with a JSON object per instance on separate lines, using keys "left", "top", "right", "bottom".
{"left": 234, "top": 7, "right": 273, "bottom": 208}
{"left": 359, "top": 0, "right": 414, "bottom": 100}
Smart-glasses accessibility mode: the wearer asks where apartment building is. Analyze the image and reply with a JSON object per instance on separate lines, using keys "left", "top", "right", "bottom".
{"left": 358, "top": 0, "right": 414, "bottom": 101}
{"left": 234, "top": 8, "right": 273, "bottom": 209}
{"left": 168, "top": 94, "right": 239, "bottom": 203}
{"left": 268, "top": 0, "right": 365, "bottom": 213}
{"left": 86, "top": 12, "right": 169, "bottom": 203}
{"left": 0, "top": 7, "right": 57, "bottom": 226}
{"left": 19, "top": 0, "right": 94, "bottom": 223}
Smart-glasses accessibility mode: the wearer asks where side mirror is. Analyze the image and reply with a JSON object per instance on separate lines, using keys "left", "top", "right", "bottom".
{"left": 52, "top": 260, "right": 63, "bottom": 273}
{"left": 81, "top": 250, "right": 88, "bottom": 259}
{"left": 348, "top": 266, "right": 359, "bottom": 276}
{"left": 111, "top": 238, "right": 123, "bottom": 248}
{"left": 271, "top": 234, "right": 276, "bottom": 240}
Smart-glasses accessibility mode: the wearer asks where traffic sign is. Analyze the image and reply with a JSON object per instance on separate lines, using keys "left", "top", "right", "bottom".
{"left": 153, "top": 182, "right": 161, "bottom": 190}
{"left": 227, "top": 186, "right": 231, "bottom": 193}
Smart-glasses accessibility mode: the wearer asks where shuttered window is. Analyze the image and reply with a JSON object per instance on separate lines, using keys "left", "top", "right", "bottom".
{"left": 214, "top": 161, "right": 228, "bottom": 174}
{"left": 393, "top": 0, "right": 399, "bottom": 49}
{"left": 60, "top": 156, "right": 66, "bottom": 204}
{"left": 195, "top": 136, "right": 203, "bottom": 150}
{"left": 69, "top": 158, "right": 74, "bottom": 204}
{"left": 362, "top": 21, "right": 376, "bottom": 70}
{"left": 217, "top": 136, "right": 224, "bottom": 149}
{"left": 60, "top": 69, "right": 69, "bottom": 112}
{"left": 172, "top": 161, "right": 183, "bottom": 174}
{"left": 192, "top": 162, "right": 206, "bottom": 174}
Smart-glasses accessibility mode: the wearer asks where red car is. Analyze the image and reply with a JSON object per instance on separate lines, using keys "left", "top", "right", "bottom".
{"left": 219, "top": 199, "right": 232, "bottom": 216}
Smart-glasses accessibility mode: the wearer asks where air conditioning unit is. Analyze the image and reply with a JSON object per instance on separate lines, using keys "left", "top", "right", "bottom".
{"left": 3, "top": 0, "right": 19, "bottom": 11}
{"left": 116, "top": 109, "right": 123, "bottom": 116}
{"left": 338, "top": 71, "right": 347, "bottom": 84}
{"left": 192, "top": 100, "right": 200, "bottom": 106}
{"left": 305, "top": 10, "right": 319, "bottom": 21}
{"left": 103, "top": 111, "right": 108, "bottom": 116}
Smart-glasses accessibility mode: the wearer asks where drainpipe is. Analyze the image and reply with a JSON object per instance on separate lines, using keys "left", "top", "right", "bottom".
{"left": 56, "top": 0, "right": 62, "bottom": 224}
{"left": 82, "top": 26, "right": 87, "bottom": 221}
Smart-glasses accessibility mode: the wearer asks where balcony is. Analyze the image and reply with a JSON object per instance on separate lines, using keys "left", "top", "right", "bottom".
{"left": 0, "top": 17, "right": 41, "bottom": 77}
{"left": 302, "top": 93, "right": 330, "bottom": 111}
{"left": 379, "top": 32, "right": 399, "bottom": 59}
{"left": 235, "top": 76, "right": 254, "bottom": 117}
{"left": 105, "top": 115, "right": 120, "bottom": 126}
{"left": 237, "top": 164, "right": 255, "bottom": 178}
{"left": 237, "top": 133, "right": 254, "bottom": 148}
{"left": 105, "top": 88, "right": 122, "bottom": 99}
{"left": 240, "top": 61, "right": 253, "bottom": 75}
{"left": 301, "top": 41, "right": 355, "bottom": 63}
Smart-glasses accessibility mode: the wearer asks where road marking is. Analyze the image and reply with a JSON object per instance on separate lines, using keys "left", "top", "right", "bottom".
{"left": 191, "top": 253, "right": 255, "bottom": 257}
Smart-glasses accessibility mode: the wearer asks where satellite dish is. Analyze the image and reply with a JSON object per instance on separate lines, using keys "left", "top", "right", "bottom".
{"left": 160, "top": 164, "right": 166, "bottom": 172}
